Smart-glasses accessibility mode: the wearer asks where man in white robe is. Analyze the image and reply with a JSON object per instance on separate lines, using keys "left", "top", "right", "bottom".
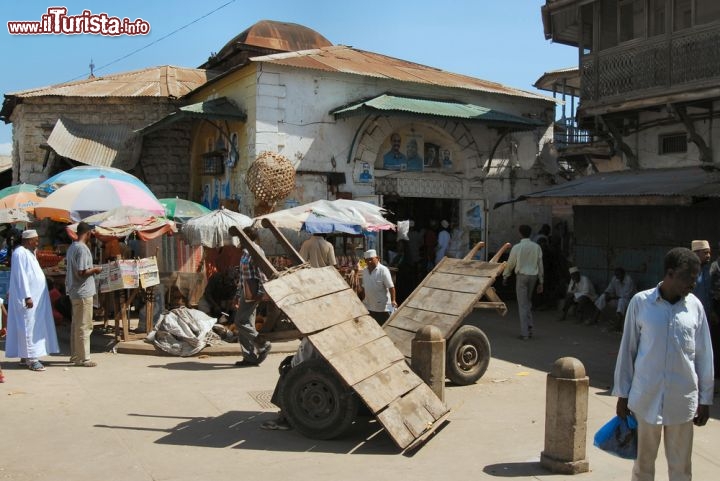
{"left": 5, "top": 229, "right": 59, "bottom": 371}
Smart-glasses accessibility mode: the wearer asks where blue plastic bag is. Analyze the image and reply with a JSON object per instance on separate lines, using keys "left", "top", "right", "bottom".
{"left": 593, "top": 414, "right": 638, "bottom": 459}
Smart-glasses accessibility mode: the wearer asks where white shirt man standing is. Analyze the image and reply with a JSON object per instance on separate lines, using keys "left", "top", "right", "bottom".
{"left": 613, "top": 247, "right": 713, "bottom": 481}
{"left": 359, "top": 249, "right": 396, "bottom": 325}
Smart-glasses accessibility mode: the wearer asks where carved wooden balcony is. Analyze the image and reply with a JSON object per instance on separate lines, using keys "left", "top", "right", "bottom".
{"left": 580, "top": 24, "right": 720, "bottom": 110}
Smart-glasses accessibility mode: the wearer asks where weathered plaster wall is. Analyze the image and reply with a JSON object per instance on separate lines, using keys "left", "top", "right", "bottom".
{"left": 187, "top": 62, "right": 557, "bottom": 245}
{"left": 626, "top": 102, "right": 718, "bottom": 169}
{"left": 248, "top": 64, "right": 556, "bottom": 247}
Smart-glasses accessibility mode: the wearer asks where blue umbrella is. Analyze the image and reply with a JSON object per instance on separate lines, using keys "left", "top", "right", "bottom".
{"left": 36, "top": 166, "right": 153, "bottom": 198}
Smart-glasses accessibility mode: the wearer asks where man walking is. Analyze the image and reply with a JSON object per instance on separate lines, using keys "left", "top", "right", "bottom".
{"left": 6, "top": 229, "right": 59, "bottom": 371}
{"left": 359, "top": 249, "right": 396, "bottom": 325}
{"left": 613, "top": 247, "right": 713, "bottom": 481}
{"left": 233, "top": 226, "right": 272, "bottom": 367}
{"left": 503, "top": 225, "right": 543, "bottom": 340}
{"left": 66, "top": 222, "right": 102, "bottom": 367}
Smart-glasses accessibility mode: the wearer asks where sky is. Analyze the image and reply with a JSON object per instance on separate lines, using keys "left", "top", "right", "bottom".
{"left": 0, "top": 0, "right": 577, "bottom": 156}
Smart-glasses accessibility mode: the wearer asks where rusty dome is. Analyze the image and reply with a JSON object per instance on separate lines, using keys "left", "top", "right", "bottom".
{"left": 201, "top": 20, "right": 332, "bottom": 72}
{"left": 226, "top": 19, "right": 332, "bottom": 52}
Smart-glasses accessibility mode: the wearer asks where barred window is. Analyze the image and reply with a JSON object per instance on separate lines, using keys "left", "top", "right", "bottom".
{"left": 659, "top": 133, "right": 688, "bottom": 154}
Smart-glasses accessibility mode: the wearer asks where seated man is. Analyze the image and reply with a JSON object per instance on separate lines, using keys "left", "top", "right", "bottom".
{"left": 559, "top": 266, "right": 597, "bottom": 322}
{"left": 196, "top": 269, "right": 237, "bottom": 319}
{"left": 591, "top": 267, "right": 636, "bottom": 327}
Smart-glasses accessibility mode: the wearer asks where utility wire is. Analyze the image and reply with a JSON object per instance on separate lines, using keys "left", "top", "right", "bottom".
{"left": 65, "top": 0, "right": 237, "bottom": 82}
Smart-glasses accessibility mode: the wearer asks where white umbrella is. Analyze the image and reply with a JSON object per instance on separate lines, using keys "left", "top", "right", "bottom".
{"left": 255, "top": 199, "right": 394, "bottom": 233}
{"left": 181, "top": 207, "right": 253, "bottom": 248}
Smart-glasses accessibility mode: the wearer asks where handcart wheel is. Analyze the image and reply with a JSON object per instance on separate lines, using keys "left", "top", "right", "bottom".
{"left": 446, "top": 325, "right": 491, "bottom": 385}
{"left": 281, "top": 359, "right": 360, "bottom": 439}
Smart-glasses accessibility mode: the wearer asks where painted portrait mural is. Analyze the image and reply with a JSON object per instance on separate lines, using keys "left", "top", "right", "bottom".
{"left": 377, "top": 132, "right": 457, "bottom": 172}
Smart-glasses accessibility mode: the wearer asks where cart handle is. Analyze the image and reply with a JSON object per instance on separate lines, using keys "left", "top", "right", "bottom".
{"left": 260, "top": 218, "right": 306, "bottom": 266}
{"left": 489, "top": 242, "right": 512, "bottom": 263}
{"left": 463, "top": 241, "right": 485, "bottom": 261}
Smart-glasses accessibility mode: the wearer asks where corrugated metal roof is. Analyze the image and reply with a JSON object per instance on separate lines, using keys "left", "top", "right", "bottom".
{"left": 251, "top": 46, "right": 554, "bottom": 102}
{"left": 331, "top": 94, "right": 543, "bottom": 127}
{"left": 498, "top": 167, "right": 720, "bottom": 207}
{"left": 47, "top": 117, "right": 141, "bottom": 170}
{"left": 136, "top": 97, "right": 246, "bottom": 135}
{"left": 534, "top": 67, "right": 580, "bottom": 96}
{"left": 6, "top": 65, "right": 216, "bottom": 99}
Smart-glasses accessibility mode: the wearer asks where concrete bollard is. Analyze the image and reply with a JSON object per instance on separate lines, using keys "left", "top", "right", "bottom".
{"left": 411, "top": 325, "right": 445, "bottom": 402}
{"left": 540, "top": 357, "right": 589, "bottom": 475}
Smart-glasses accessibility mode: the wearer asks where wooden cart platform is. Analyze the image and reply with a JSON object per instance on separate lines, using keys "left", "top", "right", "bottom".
{"left": 383, "top": 243, "right": 509, "bottom": 385}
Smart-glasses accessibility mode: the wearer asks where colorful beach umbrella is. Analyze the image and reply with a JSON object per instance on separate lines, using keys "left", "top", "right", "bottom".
{"left": 159, "top": 197, "right": 211, "bottom": 223}
{"left": 36, "top": 166, "right": 153, "bottom": 198}
{"left": 34, "top": 178, "right": 164, "bottom": 223}
{"left": 0, "top": 184, "right": 42, "bottom": 212}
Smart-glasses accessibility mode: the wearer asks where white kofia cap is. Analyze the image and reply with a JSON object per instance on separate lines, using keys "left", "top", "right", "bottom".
{"left": 22, "top": 229, "right": 38, "bottom": 239}
{"left": 568, "top": 266, "right": 579, "bottom": 274}
{"left": 441, "top": 220, "right": 449, "bottom": 228}
{"left": 363, "top": 249, "right": 377, "bottom": 259}
{"left": 691, "top": 240, "right": 710, "bottom": 251}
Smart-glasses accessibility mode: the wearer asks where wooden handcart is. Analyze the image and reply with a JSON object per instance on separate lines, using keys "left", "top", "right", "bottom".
{"left": 232, "top": 220, "right": 449, "bottom": 451}
{"left": 383, "top": 242, "right": 510, "bottom": 385}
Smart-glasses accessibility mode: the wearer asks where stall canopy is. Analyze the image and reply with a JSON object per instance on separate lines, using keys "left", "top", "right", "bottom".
{"left": 330, "top": 94, "right": 544, "bottom": 129}
{"left": 255, "top": 199, "right": 395, "bottom": 233}
{"left": 136, "top": 97, "right": 247, "bottom": 136}
{"left": 67, "top": 207, "right": 176, "bottom": 241}
{"left": 494, "top": 166, "right": 720, "bottom": 208}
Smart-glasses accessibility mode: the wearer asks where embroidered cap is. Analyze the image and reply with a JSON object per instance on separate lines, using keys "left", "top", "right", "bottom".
{"left": 21, "top": 229, "right": 38, "bottom": 239}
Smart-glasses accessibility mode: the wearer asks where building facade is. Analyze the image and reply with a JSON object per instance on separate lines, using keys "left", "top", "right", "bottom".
{"left": 540, "top": 0, "right": 720, "bottom": 288}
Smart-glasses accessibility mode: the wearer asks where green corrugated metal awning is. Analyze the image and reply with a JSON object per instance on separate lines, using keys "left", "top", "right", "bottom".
{"left": 136, "top": 97, "right": 247, "bottom": 135}
{"left": 330, "top": 94, "right": 543, "bottom": 128}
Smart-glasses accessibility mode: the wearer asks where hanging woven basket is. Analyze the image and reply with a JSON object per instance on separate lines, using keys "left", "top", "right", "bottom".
{"left": 245, "top": 151, "right": 295, "bottom": 206}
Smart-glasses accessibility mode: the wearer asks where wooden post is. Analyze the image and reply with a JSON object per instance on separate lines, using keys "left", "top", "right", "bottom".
{"left": 144, "top": 286, "right": 155, "bottom": 333}
{"left": 411, "top": 325, "right": 445, "bottom": 402}
{"left": 540, "top": 357, "right": 590, "bottom": 474}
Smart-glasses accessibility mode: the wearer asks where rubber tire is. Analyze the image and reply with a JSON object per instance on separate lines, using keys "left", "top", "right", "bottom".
{"left": 280, "top": 359, "right": 360, "bottom": 440}
{"left": 446, "top": 325, "right": 491, "bottom": 385}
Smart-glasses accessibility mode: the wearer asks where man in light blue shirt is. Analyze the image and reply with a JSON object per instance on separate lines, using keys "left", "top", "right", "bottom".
{"left": 613, "top": 247, "right": 714, "bottom": 481}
